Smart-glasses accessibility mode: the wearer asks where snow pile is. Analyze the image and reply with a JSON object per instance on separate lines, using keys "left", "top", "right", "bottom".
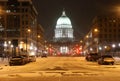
{"left": 113, "top": 57, "right": 120, "bottom": 64}
{"left": 0, "top": 58, "right": 8, "bottom": 65}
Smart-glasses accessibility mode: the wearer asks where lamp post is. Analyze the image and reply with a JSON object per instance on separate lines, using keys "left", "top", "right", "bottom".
{"left": 93, "top": 28, "right": 99, "bottom": 53}
{"left": 112, "top": 44, "right": 116, "bottom": 56}
{"left": 37, "top": 35, "right": 40, "bottom": 56}
{"left": 26, "top": 28, "right": 31, "bottom": 53}
{"left": 3, "top": 41, "right": 13, "bottom": 60}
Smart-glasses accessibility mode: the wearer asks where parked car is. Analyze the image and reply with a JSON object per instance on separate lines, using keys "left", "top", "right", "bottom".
{"left": 98, "top": 55, "right": 115, "bottom": 65}
{"left": 29, "top": 55, "right": 36, "bottom": 62}
{"left": 21, "top": 54, "right": 30, "bottom": 63}
{"left": 41, "top": 50, "right": 48, "bottom": 58}
{"left": 85, "top": 53, "right": 99, "bottom": 61}
{"left": 41, "top": 53, "right": 47, "bottom": 58}
{"left": 9, "top": 56, "right": 27, "bottom": 66}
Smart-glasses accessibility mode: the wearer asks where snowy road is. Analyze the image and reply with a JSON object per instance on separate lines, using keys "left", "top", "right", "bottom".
{"left": 0, "top": 57, "right": 120, "bottom": 81}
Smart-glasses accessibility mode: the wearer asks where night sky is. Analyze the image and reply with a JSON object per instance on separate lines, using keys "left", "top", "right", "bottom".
{"left": 32, "top": 0, "right": 120, "bottom": 41}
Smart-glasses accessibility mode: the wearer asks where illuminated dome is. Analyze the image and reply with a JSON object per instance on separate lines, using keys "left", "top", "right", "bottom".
{"left": 56, "top": 11, "right": 72, "bottom": 28}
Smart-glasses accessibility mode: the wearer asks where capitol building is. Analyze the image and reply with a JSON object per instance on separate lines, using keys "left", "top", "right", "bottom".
{"left": 53, "top": 10, "right": 75, "bottom": 54}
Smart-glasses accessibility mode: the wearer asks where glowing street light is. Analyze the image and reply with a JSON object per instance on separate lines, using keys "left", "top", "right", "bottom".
{"left": 118, "top": 43, "right": 120, "bottom": 47}
{"left": 11, "top": 45, "right": 13, "bottom": 48}
{"left": 99, "top": 46, "right": 102, "bottom": 51}
{"left": 37, "top": 35, "right": 40, "bottom": 38}
{"left": 4, "top": 41, "right": 7, "bottom": 47}
{"left": 104, "top": 46, "right": 107, "bottom": 49}
{"left": 27, "top": 29, "right": 31, "bottom": 32}
{"left": 80, "top": 40, "right": 83, "bottom": 43}
{"left": 94, "top": 28, "right": 99, "bottom": 32}
{"left": 90, "top": 47, "right": 93, "bottom": 51}
{"left": 86, "top": 35, "right": 89, "bottom": 38}
{"left": 112, "top": 44, "right": 116, "bottom": 48}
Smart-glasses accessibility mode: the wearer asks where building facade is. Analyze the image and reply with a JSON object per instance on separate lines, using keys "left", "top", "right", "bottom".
{"left": 83, "top": 15, "right": 120, "bottom": 55}
{"left": 36, "top": 24, "right": 45, "bottom": 56}
{"left": 0, "top": 0, "right": 44, "bottom": 57}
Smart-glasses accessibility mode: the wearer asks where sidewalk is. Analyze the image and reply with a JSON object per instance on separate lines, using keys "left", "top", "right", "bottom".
{"left": 0, "top": 58, "right": 9, "bottom": 67}
{"left": 114, "top": 57, "right": 120, "bottom": 64}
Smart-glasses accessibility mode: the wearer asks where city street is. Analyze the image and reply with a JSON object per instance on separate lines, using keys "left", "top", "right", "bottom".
{"left": 0, "top": 57, "right": 120, "bottom": 81}
{"left": 0, "top": 0, "right": 120, "bottom": 81}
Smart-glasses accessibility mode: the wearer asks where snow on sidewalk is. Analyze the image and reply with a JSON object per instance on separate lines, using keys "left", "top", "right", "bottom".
{"left": 0, "top": 58, "right": 9, "bottom": 69}
{"left": 114, "top": 57, "right": 120, "bottom": 64}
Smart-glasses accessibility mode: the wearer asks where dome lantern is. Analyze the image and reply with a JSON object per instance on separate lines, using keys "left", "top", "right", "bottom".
{"left": 62, "top": 11, "right": 66, "bottom": 16}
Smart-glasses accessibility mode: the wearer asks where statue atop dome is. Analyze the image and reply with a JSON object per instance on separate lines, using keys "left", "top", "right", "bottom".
{"left": 62, "top": 10, "right": 66, "bottom": 16}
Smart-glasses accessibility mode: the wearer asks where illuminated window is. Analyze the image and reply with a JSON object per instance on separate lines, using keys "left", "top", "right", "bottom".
{"left": 60, "top": 46, "right": 69, "bottom": 54}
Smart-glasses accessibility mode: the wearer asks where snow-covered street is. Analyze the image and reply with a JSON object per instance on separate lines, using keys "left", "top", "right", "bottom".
{"left": 0, "top": 57, "right": 120, "bottom": 81}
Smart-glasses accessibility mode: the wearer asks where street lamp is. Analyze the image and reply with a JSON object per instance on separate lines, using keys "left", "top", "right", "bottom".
{"left": 37, "top": 35, "right": 40, "bottom": 38}
{"left": 3, "top": 41, "right": 13, "bottom": 60}
{"left": 93, "top": 28, "right": 99, "bottom": 53}
{"left": 94, "top": 28, "right": 99, "bottom": 33}
{"left": 112, "top": 44, "right": 116, "bottom": 48}
{"left": 90, "top": 47, "right": 93, "bottom": 52}
{"left": 118, "top": 43, "right": 120, "bottom": 47}
{"left": 27, "top": 29, "right": 31, "bottom": 32}
{"left": 26, "top": 28, "right": 31, "bottom": 53}
{"left": 37, "top": 35, "right": 41, "bottom": 56}
{"left": 99, "top": 46, "right": 102, "bottom": 51}
{"left": 112, "top": 44, "right": 116, "bottom": 56}
{"left": 80, "top": 40, "right": 83, "bottom": 43}
{"left": 86, "top": 35, "right": 89, "bottom": 38}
